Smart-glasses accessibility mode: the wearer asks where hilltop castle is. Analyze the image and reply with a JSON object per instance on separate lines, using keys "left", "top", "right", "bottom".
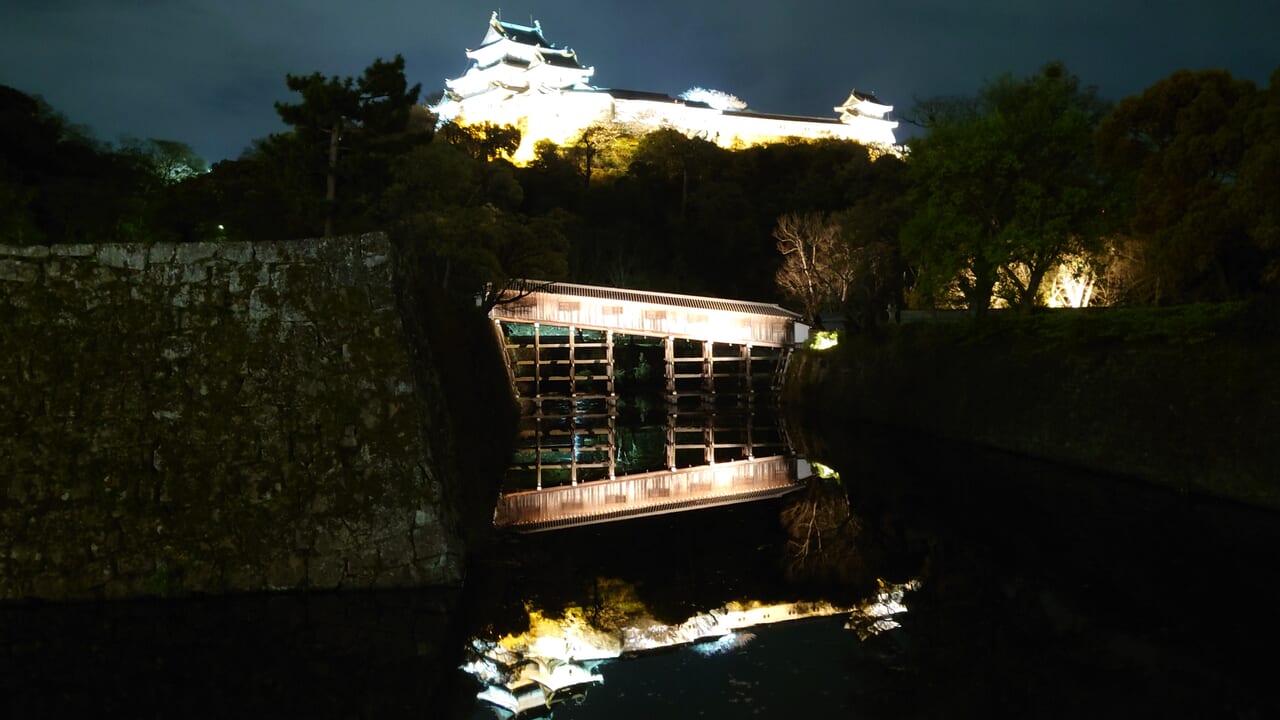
{"left": 432, "top": 12, "right": 899, "bottom": 162}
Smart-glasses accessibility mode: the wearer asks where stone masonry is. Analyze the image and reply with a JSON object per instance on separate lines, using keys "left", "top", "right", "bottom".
{"left": 0, "top": 234, "right": 463, "bottom": 600}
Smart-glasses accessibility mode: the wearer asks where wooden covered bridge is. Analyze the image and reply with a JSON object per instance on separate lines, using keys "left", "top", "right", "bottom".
{"left": 488, "top": 280, "right": 811, "bottom": 532}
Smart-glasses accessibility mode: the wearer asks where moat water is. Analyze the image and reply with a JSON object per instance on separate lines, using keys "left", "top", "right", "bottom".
{"left": 5, "top": 426, "right": 1279, "bottom": 718}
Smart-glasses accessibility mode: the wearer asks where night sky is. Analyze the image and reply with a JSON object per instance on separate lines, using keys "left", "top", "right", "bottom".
{"left": 2, "top": 0, "right": 1276, "bottom": 163}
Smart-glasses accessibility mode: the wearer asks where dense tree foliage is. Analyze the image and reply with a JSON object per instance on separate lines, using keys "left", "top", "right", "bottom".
{"left": 384, "top": 133, "right": 568, "bottom": 309}
{"left": 1238, "top": 69, "right": 1280, "bottom": 287}
{"left": 0, "top": 73, "right": 907, "bottom": 315}
{"left": 273, "top": 54, "right": 424, "bottom": 237}
{"left": 517, "top": 132, "right": 908, "bottom": 307}
{"left": 178, "top": 58, "right": 436, "bottom": 244}
{"left": 1096, "top": 68, "right": 1280, "bottom": 303}
{"left": 902, "top": 63, "right": 1110, "bottom": 314}
{"left": 0, "top": 85, "right": 204, "bottom": 245}
{"left": 8, "top": 56, "right": 1276, "bottom": 317}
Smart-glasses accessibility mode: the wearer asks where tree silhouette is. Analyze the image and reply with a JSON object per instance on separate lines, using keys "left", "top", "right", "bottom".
{"left": 1097, "top": 68, "right": 1271, "bottom": 302}
{"left": 275, "top": 55, "right": 421, "bottom": 236}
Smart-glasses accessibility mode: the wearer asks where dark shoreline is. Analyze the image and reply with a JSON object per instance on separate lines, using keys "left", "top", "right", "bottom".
{"left": 784, "top": 304, "right": 1280, "bottom": 510}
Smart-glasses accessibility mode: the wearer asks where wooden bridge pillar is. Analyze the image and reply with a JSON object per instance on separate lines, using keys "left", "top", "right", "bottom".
{"left": 703, "top": 340, "right": 716, "bottom": 465}
{"left": 664, "top": 334, "right": 677, "bottom": 470}
{"left": 493, "top": 295, "right": 795, "bottom": 497}
{"left": 606, "top": 329, "right": 616, "bottom": 480}
{"left": 702, "top": 339, "right": 714, "bottom": 395}
{"left": 532, "top": 322, "right": 542, "bottom": 399}
{"left": 744, "top": 343, "right": 754, "bottom": 459}
{"left": 663, "top": 335, "right": 675, "bottom": 400}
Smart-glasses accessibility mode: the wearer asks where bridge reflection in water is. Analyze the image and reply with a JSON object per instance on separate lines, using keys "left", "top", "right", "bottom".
{"left": 489, "top": 281, "right": 810, "bottom": 532}
{"left": 495, "top": 455, "right": 809, "bottom": 532}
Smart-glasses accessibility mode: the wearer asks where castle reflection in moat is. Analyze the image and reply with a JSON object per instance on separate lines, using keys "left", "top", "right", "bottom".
{"left": 461, "top": 581, "right": 920, "bottom": 718}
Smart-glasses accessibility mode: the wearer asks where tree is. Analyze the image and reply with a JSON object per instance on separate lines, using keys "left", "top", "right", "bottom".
{"left": 519, "top": 140, "right": 588, "bottom": 215}
{"left": 187, "top": 134, "right": 321, "bottom": 242}
{"left": 833, "top": 210, "right": 904, "bottom": 330}
{"left": 274, "top": 55, "right": 421, "bottom": 236}
{"left": 385, "top": 140, "right": 569, "bottom": 308}
{"left": 569, "top": 122, "right": 638, "bottom": 184}
{"left": 773, "top": 206, "right": 905, "bottom": 329}
{"left": 115, "top": 138, "right": 209, "bottom": 242}
{"left": 1096, "top": 69, "right": 1262, "bottom": 303}
{"left": 436, "top": 121, "right": 521, "bottom": 162}
{"left": 1235, "top": 68, "right": 1280, "bottom": 288}
{"left": 121, "top": 137, "right": 207, "bottom": 183}
{"left": 630, "top": 128, "right": 722, "bottom": 221}
{"left": 0, "top": 85, "right": 154, "bottom": 244}
{"left": 780, "top": 478, "right": 869, "bottom": 586}
{"left": 832, "top": 154, "right": 910, "bottom": 328}
{"left": 774, "top": 212, "right": 852, "bottom": 326}
{"left": 902, "top": 63, "right": 1109, "bottom": 313}
{"left": 0, "top": 179, "right": 42, "bottom": 244}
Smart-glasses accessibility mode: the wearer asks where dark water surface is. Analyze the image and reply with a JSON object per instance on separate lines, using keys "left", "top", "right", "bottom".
{"left": 809, "top": 428, "right": 1280, "bottom": 719}
{"left": 5, "top": 427, "right": 1279, "bottom": 718}
{"left": 2, "top": 589, "right": 462, "bottom": 717}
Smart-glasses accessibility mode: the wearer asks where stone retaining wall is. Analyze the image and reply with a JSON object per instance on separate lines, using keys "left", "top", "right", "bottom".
{"left": 0, "top": 234, "right": 462, "bottom": 600}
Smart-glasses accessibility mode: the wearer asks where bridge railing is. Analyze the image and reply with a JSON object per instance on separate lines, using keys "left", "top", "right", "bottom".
{"left": 495, "top": 455, "right": 801, "bottom": 531}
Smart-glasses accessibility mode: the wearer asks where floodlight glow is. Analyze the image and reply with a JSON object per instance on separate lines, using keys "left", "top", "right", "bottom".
{"left": 810, "top": 331, "right": 839, "bottom": 350}
{"left": 690, "top": 630, "right": 756, "bottom": 656}
{"left": 1046, "top": 261, "right": 1096, "bottom": 308}
{"left": 811, "top": 461, "right": 840, "bottom": 480}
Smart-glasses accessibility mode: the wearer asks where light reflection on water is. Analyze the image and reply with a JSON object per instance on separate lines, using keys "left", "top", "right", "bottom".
{"left": 461, "top": 422, "right": 1280, "bottom": 719}
{"left": 464, "top": 615, "right": 888, "bottom": 720}
{"left": 688, "top": 631, "right": 755, "bottom": 656}
{"left": 460, "top": 584, "right": 919, "bottom": 718}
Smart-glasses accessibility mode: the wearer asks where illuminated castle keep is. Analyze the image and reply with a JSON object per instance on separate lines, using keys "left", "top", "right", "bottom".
{"left": 433, "top": 12, "right": 899, "bottom": 163}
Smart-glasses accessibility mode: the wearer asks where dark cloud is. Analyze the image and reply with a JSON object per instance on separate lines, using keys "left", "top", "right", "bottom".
{"left": 2, "top": 0, "right": 1276, "bottom": 162}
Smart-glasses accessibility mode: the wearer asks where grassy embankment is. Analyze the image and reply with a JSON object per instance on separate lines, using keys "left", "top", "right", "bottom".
{"left": 785, "top": 300, "right": 1280, "bottom": 510}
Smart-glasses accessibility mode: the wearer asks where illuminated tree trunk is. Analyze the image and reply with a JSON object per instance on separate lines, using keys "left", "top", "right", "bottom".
{"left": 774, "top": 212, "right": 847, "bottom": 326}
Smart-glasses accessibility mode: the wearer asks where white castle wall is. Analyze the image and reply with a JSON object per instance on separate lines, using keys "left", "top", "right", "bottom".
{"left": 443, "top": 89, "right": 898, "bottom": 163}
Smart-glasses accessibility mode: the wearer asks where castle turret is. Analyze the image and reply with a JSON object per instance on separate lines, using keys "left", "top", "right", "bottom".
{"left": 834, "top": 90, "right": 898, "bottom": 147}
{"left": 438, "top": 11, "right": 595, "bottom": 117}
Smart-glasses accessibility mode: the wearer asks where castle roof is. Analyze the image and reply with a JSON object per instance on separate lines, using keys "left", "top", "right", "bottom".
{"left": 851, "top": 89, "right": 886, "bottom": 105}
{"left": 605, "top": 88, "right": 677, "bottom": 102}
{"left": 505, "top": 280, "right": 803, "bottom": 320}
{"left": 724, "top": 109, "right": 844, "bottom": 125}
{"left": 482, "top": 12, "right": 548, "bottom": 48}
{"left": 602, "top": 88, "right": 714, "bottom": 109}
{"left": 540, "top": 50, "right": 586, "bottom": 69}
{"left": 470, "top": 12, "right": 588, "bottom": 72}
